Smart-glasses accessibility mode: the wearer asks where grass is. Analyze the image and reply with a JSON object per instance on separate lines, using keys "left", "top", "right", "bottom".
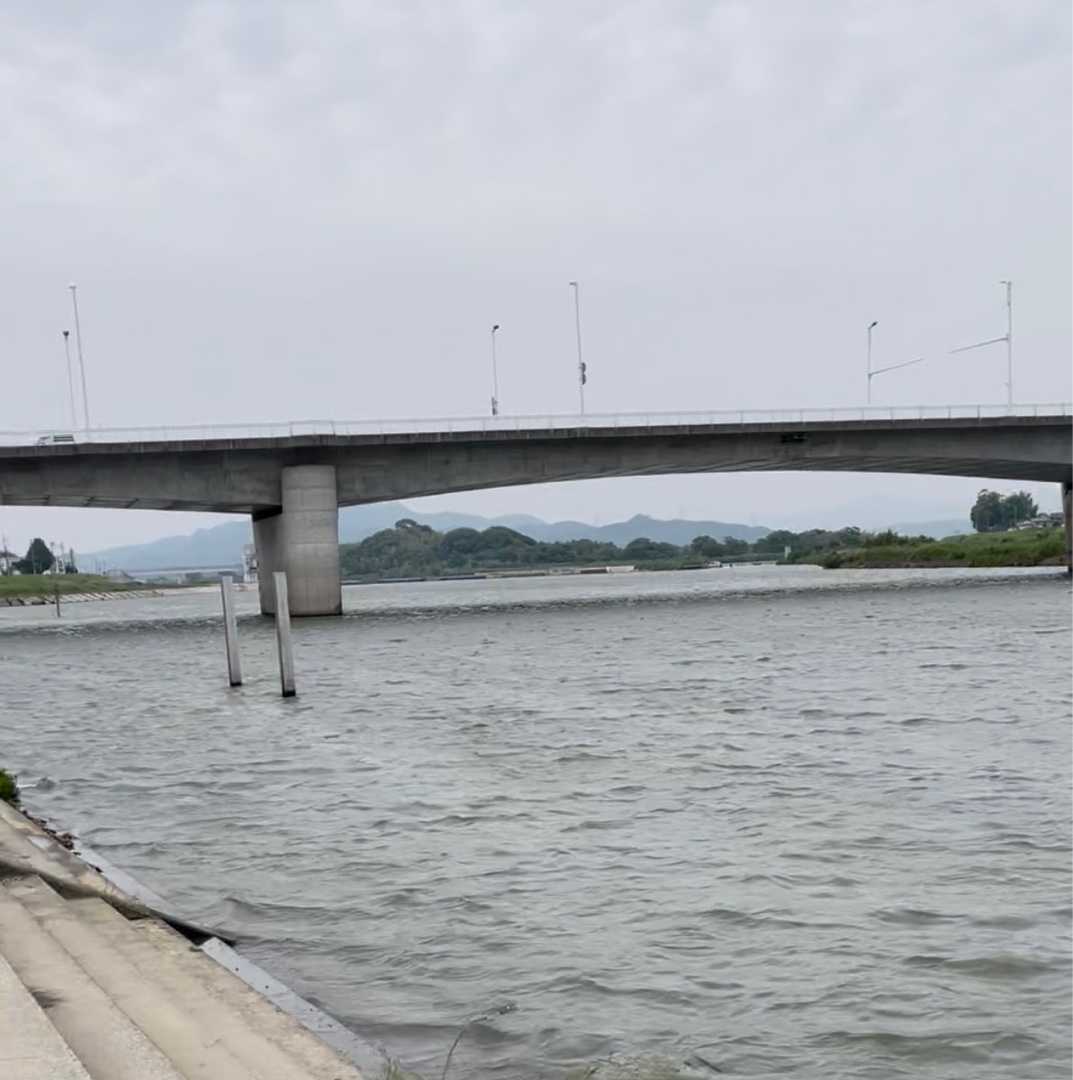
{"left": 0, "top": 573, "right": 141, "bottom": 599}
{"left": 815, "top": 527, "right": 1065, "bottom": 569}
{"left": 0, "top": 769, "right": 19, "bottom": 806}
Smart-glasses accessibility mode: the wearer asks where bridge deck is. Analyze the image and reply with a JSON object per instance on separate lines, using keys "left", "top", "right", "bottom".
{"left": 1, "top": 408, "right": 1069, "bottom": 513}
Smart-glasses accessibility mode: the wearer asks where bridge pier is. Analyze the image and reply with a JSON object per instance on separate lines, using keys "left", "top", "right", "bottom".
{"left": 252, "top": 465, "right": 342, "bottom": 617}
{"left": 1063, "top": 479, "right": 1072, "bottom": 576}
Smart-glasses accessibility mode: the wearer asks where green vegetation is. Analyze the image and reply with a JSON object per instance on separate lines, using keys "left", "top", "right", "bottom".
{"left": 814, "top": 527, "right": 1064, "bottom": 569}
{"left": 2, "top": 536, "right": 80, "bottom": 576}
{"left": 339, "top": 519, "right": 754, "bottom": 580}
{"left": 0, "top": 573, "right": 136, "bottom": 599}
{"left": 970, "top": 489, "right": 1038, "bottom": 532}
{"left": 12, "top": 537, "right": 57, "bottom": 574}
{"left": 338, "top": 517, "right": 1066, "bottom": 582}
{"left": 0, "top": 769, "right": 19, "bottom": 806}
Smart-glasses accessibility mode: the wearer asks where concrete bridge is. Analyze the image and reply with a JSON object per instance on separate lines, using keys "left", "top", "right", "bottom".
{"left": 2, "top": 404, "right": 1070, "bottom": 615}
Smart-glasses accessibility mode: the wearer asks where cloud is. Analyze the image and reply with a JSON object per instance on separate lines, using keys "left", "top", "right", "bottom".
{"left": 1, "top": 0, "right": 1069, "bottom": 548}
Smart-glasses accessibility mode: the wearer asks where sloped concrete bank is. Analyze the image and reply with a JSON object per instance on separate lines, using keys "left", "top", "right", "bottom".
{"left": 2, "top": 589, "right": 166, "bottom": 606}
{"left": 0, "top": 800, "right": 406, "bottom": 1079}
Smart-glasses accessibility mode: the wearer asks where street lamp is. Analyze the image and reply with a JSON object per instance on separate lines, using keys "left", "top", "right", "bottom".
{"left": 949, "top": 279, "right": 1014, "bottom": 406}
{"left": 61, "top": 330, "right": 77, "bottom": 429}
{"left": 68, "top": 283, "right": 91, "bottom": 433}
{"left": 569, "top": 281, "right": 587, "bottom": 415}
{"left": 490, "top": 324, "right": 501, "bottom": 417}
{"left": 866, "top": 321, "right": 878, "bottom": 404}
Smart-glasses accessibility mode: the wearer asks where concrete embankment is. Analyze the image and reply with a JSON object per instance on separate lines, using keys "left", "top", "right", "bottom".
{"left": 2, "top": 589, "right": 166, "bottom": 606}
{"left": 0, "top": 800, "right": 395, "bottom": 1079}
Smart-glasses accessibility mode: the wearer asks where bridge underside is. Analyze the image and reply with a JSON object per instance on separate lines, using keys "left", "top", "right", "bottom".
{"left": 2, "top": 416, "right": 1070, "bottom": 613}
{"left": 1, "top": 419, "right": 1069, "bottom": 513}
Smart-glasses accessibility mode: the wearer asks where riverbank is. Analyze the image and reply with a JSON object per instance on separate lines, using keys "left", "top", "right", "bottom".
{"left": 805, "top": 526, "right": 1065, "bottom": 568}
{"left": 0, "top": 573, "right": 134, "bottom": 597}
{"left": 0, "top": 574, "right": 193, "bottom": 606}
{"left": 0, "top": 797, "right": 400, "bottom": 1079}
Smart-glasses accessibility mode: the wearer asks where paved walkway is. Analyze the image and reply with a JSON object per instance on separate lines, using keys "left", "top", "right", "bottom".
{"left": 0, "top": 800, "right": 372, "bottom": 1079}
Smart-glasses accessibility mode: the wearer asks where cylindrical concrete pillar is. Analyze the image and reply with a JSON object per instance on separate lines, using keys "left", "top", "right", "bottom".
{"left": 251, "top": 465, "right": 342, "bottom": 616}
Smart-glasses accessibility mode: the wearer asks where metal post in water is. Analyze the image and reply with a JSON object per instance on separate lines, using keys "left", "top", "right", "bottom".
{"left": 220, "top": 574, "right": 243, "bottom": 686}
{"left": 273, "top": 571, "right": 296, "bottom": 697}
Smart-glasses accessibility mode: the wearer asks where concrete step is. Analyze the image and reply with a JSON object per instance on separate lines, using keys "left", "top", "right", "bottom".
{"left": 71, "top": 895, "right": 365, "bottom": 1080}
{"left": 0, "top": 878, "right": 185, "bottom": 1080}
{"left": 5, "top": 874, "right": 259, "bottom": 1080}
{"left": 126, "top": 915, "right": 367, "bottom": 1079}
{"left": 0, "top": 951, "right": 92, "bottom": 1080}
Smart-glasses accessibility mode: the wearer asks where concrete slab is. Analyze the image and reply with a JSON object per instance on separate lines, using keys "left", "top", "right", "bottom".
{"left": 0, "top": 800, "right": 225, "bottom": 942}
{"left": 72, "top": 895, "right": 366, "bottom": 1080}
{"left": 5, "top": 874, "right": 259, "bottom": 1080}
{"left": 0, "top": 952, "right": 91, "bottom": 1080}
{"left": 0, "top": 879, "right": 184, "bottom": 1080}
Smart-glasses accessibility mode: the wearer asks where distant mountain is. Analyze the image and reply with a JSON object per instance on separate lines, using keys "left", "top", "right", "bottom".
{"left": 85, "top": 506, "right": 768, "bottom": 571}
{"left": 517, "top": 513, "right": 769, "bottom": 546}
{"left": 83, "top": 519, "right": 253, "bottom": 572}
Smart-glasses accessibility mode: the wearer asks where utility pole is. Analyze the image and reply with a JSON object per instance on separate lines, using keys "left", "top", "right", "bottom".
{"left": 569, "top": 281, "right": 586, "bottom": 414}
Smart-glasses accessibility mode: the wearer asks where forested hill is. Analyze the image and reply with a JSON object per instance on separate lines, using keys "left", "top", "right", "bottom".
{"left": 339, "top": 517, "right": 1065, "bottom": 580}
{"left": 341, "top": 519, "right": 764, "bottom": 579}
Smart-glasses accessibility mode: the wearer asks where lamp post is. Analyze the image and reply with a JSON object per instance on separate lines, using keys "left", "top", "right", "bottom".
{"left": 68, "top": 283, "right": 90, "bottom": 433}
{"left": 62, "top": 330, "right": 77, "bottom": 429}
{"left": 866, "top": 320, "right": 878, "bottom": 404}
{"left": 569, "top": 281, "right": 586, "bottom": 414}
{"left": 949, "top": 279, "right": 1014, "bottom": 407}
{"left": 490, "top": 324, "right": 500, "bottom": 417}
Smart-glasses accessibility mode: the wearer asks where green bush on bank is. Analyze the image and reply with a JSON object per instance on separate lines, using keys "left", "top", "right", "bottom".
{"left": 818, "top": 527, "right": 1063, "bottom": 569}
{"left": 0, "top": 769, "right": 19, "bottom": 806}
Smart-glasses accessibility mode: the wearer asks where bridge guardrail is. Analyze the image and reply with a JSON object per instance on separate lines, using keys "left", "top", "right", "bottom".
{"left": 1, "top": 402, "right": 1070, "bottom": 447}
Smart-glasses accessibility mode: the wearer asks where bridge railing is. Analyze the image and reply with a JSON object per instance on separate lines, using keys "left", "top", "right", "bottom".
{"left": 1, "top": 402, "right": 1069, "bottom": 446}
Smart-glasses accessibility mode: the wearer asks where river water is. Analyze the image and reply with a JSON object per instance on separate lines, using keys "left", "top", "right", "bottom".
{"left": 1, "top": 566, "right": 1070, "bottom": 1078}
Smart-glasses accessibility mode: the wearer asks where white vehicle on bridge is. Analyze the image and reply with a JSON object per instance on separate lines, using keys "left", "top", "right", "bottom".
{"left": 34, "top": 433, "right": 76, "bottom": 446}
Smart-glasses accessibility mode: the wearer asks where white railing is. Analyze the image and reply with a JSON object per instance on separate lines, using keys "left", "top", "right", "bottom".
{"left": 1, "top": 402, "right": 1069, "bottom": 448}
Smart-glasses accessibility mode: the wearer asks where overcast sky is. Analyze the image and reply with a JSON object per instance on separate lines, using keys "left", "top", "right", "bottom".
{"left": 2, "top": 1, "right": 1070, "bottom": 551}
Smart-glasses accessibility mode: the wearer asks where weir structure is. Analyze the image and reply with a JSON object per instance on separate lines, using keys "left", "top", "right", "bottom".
{"left": 2, "top": 404, "right": 1071, "bottom": 615}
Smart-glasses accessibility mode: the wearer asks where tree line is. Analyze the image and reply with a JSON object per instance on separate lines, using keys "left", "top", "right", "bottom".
{"left": 3, "top": 489, "right": 1046, "bottom": 581}
{"left": 969, "top": 490, "right": 1038, "bottom": 533}
{"left": 339, "top": 520, "right": 899, "bottom": 579}
{"left": 338, "top": 488, "right": 1049, "bottom": 580}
